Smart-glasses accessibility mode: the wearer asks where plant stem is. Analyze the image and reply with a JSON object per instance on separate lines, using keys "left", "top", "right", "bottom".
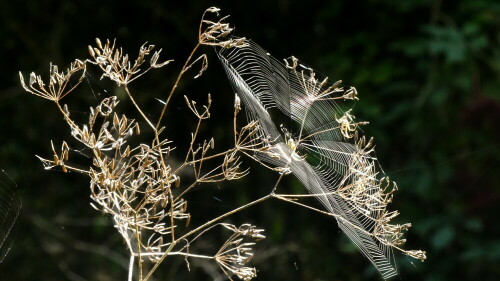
{"left": 124, "top": 86, "right": 156, "bottom": 131}
{"left": 156, "top": 43, "right": 201, "bottom": 129}
{"left": 143, "top": 190, "right": 278, "bottom": 281}
{"left": 128, "top": 255, "right": 134, "bottom": 281}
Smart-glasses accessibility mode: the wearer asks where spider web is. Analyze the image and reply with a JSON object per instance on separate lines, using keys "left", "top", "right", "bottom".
{"left": 0, "top": 170, "right": 21, "bottom": 263}
{"left": 217, "top": 40, "right": 398, "bottom": 279}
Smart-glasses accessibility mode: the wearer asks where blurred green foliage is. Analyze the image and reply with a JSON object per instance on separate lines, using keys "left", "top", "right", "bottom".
{"left": 0, "top": 0, "right": 499, "bottom": 280}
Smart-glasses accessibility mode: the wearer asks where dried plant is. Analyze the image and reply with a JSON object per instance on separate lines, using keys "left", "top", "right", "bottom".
{"left": 19, "top": 7, "right": 425, "bottom": 281}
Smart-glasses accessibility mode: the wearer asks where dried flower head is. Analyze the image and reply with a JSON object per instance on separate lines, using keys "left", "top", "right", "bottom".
{"left": 88, "top": 38, "right": 172, "bottom": 85}
{"left": 215, "top": 224, "right": 265, "bottom": 281}
{"left": 199, "top": 7, "right": 247, "bottom": 48}
{"left": 19, "top": 59, "right": 86, "bottom": 102}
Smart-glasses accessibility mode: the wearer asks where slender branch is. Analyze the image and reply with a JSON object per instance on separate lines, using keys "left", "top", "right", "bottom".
{"left": 156, "top": 43, "right": 201, "bottom": 129}
{"left": 273, "top": 194, "right": 398, "bottom": 249}
{"left": 273, "top": 195, "right": 341, "bottom": 218}
{"left": 136, "top": 251, "right": 213, "bottom": 259}
{"left": 133, "top": 213, "right": 143, "bottom": 281}
{"left": 143, "top": 191, "right": 276, "bottom": 281}
{"left": 128, "top": 256, "right": 134, "bottom": 281}
{"left": 185, "top": 117, "right": 204, "bottom": 163}
{"left": 175, "top": 148, "right": 236, "bottom": 175}
{"left": 124, "top": 86, "right": 156, "bottom": 131}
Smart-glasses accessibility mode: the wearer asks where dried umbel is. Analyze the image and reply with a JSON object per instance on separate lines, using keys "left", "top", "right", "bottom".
{"left": 88, "top": 39, "right": 172, "bottom": 86}
{"left": 198, "top": 7, "right": 247, "bottom": 48}
{"left": 19, "top": 60, "right": 86, "bottom": 102}
{"left": 215, "top": 224, "right": 265, "bottom": 281}
{"left": 20, "top": 6, "right": 424, "bottom": 281}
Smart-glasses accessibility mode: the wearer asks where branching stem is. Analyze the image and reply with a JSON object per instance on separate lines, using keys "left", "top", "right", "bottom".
{"left": 143, "top": 174, "right": 285, "bottom": 281}
{"left": 156, "top": 43, "right": 201, "bottom": 129}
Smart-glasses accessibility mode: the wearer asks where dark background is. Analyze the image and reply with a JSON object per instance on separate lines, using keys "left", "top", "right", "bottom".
{"left": 1, "top": 0, "right": 499, "bottom": 280}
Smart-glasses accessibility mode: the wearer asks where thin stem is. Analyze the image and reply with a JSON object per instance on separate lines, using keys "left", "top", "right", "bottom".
{"left": 174, "top": 148, "right": 236, "bottom": 175}
{"left": 133, "top": 213, "right": 143, "bottom": 281}
{"left": 185, "top": 118, "right": 204, "bottom": 163}
{"left": 168, "top": 188, "right": 176, "bottom": 243}
{"left": 128, "top": 255, "right": 134, "bottom": 281}
{"left": 273, "top": 194, "right": 387, "bottom": 244}
{"left": 158, "top": 252, "right": 213, "bottom": 259}
{"left": 156, "top": 43, "right": 201, "bottom": 129}
{"left": 124, "top": 86, "right": 156, "bottom": 131}
{"left": 55, "top": 102, "right": 80, "bottom": 132}
{"left": 143, "top": 188, "right": 279, "bottom": 281}
{"left": 274, "top": 195, "right": 341, "bottom": 218}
